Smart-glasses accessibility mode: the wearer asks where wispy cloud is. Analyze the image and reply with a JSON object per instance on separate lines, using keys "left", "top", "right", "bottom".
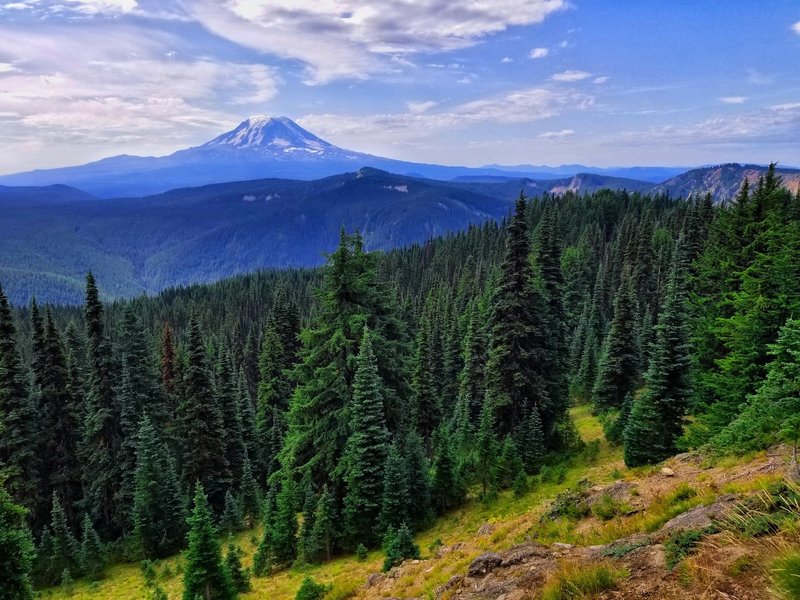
{"left": 406, "top": 100, "right": 438, "bottom": 114}
{"left": 529, "top": 47, "right": 549, "bottom": 59}
{"left": 501, "top": 56, "right": 514, "bottom": 63}
{"left": 538, "top": 129, "right": 575, "bottom": 140}
{"left": 551, "top": 70, "right": 591, "bottom": 82}
{"left": 187, "top": 0, "right": 568, "bottom": 84}
{"left": 719, "top": 96, "right": 747, "bottom": 104}
{"left": 593, "top": 76, "right": 609, "bottom": 84}
{"left": 792, "top": 21, "right": 800, "bottom": 35}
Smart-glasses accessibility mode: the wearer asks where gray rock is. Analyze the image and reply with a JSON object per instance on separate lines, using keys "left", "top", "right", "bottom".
{"left": 468, "top": 552, "right": 503, "bottom": 577}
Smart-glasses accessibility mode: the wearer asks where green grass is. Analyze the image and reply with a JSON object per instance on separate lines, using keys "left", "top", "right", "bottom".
{"left": 39, "top": 406, "right": 625, "bottom": 600}
{"left": 770, "top": 547, "right": 800, "bottom": 599}
{"left": 540, "top": 562, "right": 629, "bottom": 600}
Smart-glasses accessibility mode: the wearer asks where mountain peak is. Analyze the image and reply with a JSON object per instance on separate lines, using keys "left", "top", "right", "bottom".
{"left": 202, "top": 115, "right": 337, "bottom": 153}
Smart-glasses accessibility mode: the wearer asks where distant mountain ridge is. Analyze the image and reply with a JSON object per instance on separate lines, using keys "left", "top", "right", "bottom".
{"left": 0, "top": 116, "right": 684, "bottom": 198}
{"left": 651, "top": 163, "right": 800, "bottom": 201}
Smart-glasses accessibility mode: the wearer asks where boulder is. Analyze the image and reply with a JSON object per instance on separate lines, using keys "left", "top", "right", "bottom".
{"left": 468, "top": 552, "right": 503, "bottom": 577}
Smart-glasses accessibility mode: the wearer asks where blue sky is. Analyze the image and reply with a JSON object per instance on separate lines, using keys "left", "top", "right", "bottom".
{"left": 0, "top": 0, "right": 798, "bottom": 173}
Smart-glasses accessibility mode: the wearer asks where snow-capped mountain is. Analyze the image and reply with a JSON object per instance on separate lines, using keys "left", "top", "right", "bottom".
{"left": 0, "top": 116, "right": 571, "bottom": 197}
{"left": 202, "top": 115, "right": 346, "bottom": 156}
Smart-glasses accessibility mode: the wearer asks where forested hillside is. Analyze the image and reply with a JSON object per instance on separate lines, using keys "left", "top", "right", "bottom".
{"left": 1, "top": 166, "right": 799, "bottom": 599}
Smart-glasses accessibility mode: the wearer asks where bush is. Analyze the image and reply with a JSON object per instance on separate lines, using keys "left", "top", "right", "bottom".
{"left": 544, "top": 489, "right": 589, "bottom": 521}
{"left": 512, "top": 471, "right": 530, "bottom": 496}
{"left": 591, "top": 494, "right": 628, "bottom": 521}
{"left": 295, "top": 576, "right": 329, "bottom": 600}
{"left": 540, "top": 465, "right": 567, "bottom": 485}
{"left": 664, "top": 529, "right": 710, "bottom": 570}
{"left": 665, "top": 484, "right": 697, "bottom": 505}
{"left": 382, "top": 524, "right": 420, "bottom": 572}
{"left": 540, "top": 562, "right": 627, "bottom": 600}
{"left": 140, "top": 560, "right": 158, "bottom": 588}
{"left": 427, "top": 538, "right": 443, "bottom": 556}
{"left": 355, "top": 544, "right": 368, "bottom": 562}
{"left": 771, "top": 548, "right": 800, "bottom": 599}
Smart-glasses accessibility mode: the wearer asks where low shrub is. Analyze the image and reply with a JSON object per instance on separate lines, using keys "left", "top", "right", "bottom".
{"left": 295, "top": 576, "right": 329, "bottom": 600}
{"left": 664, "top": 528, "right": 712, "bottom": 570}
{"left": 540, "top": 562, "right": 628, "bottom": 600}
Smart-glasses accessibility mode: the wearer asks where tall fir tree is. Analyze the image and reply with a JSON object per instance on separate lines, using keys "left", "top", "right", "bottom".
{"left": 81, "top": 273, "right": 122, "bottom": 538}
{"left": 132, "top": 414, "right": 186, "bottom": 559}
{"left": 485, "top": 195, "right": 549, "bottom": 436}
{"left": 624, "top": 240, "right": 692, "bottom": 464}
{"left": 215, "top": 351, "right": 246, "bottom": 485}
{"left": 592, "top": 271, "right": 640, "bottom": 411}
{"left": 378, "top": 442, "right": 409, "bottom": 536}
{"left": 401, "top": 431, "right": 432, "bottom": 530}
{"left": 342, "top": 329, "right": 389, "bottom": 548}
{"left": 38, "top": 311, "right": 82, "bottom": 531}
{"left": 0, "top": 284, "right": 38, "bottom": 511}
{"left": 309, "top": 484, "right": 337, "bottom": 563}
{"left": 79, "top": 513, "right": 105, "bottom": 581}
{"left": 178, "top": 318, "right": 232, "bottom": 514}
{"left": 0, "top": 483, "right": 36, "bottom": 600}
{"left": 182, "top": 484, "right": 235, "bottom": 600}
{"left": 410, "top": 312, "right": 440, "bottom": 447}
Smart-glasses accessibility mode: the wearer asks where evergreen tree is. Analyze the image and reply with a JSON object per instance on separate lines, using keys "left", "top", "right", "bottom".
{"left": 132, "top": 414, "right": 186, "bottom": 559}
{"left": 238, "top": 456, "right": 261, "bottom": 529}
{"left": 474, "top": 399, "right": 498, "bottom": 494}
{"left": 219, "top": 489, "right": 242, "bottom": 535}
{"left": 0, "top": 484, "right": 36, "bottom": 600}
{"left": 224, "top": 541, "right": 250, "bottom": 593}
{"left": 378, "top": 442, "right": 409, "bottom": 536}
{"left": 0, "top": 284, "right": 37, "bottom": 511}
{"left": 251, "top": 489, "right": 275, "bottom": 576}
{"left": 516, "top": 405, "right": 545, "bottom": 474}
{"left": 495, "top": 435, "right": 523, "bottom": 489}
{"left": 81, "top": 273, "right": 122, "bottom": 538}
{"left": 182, "top": 484, "right": 235, "bottom": 600}
{"left": 178, "top": 318, "right": 232, "bottom": 514}
{"left": 271, "top": 476, "right": 298, "bottom": 566}
{"left": 401, "top": 431, "right": 432, "bottom": 530}
{"left": 592, "top": 272, "right": 640, "bottom": 411}
{"left": 215, "top": 352, "right": 246, "bottom": 485}
{"left": 46, "top": 493, "right": 80, "bottom": 585}
{"left": 623, "top": 241, "right": 693, "bottom": 465}
{"left": 309, "top": 484, "right": 337, "bottom": 563}
{"left": 38, "top": 311, "right": 82, "bottom": 531}
{"left": 455, "top": 300, "right": 486, "bottom": 432}
{"left": 342, "top": 329, "right": 389, "bottom": 548}
{"left": 237, "top": 371, "right": 258, "bottom": 476}
{"left": 296, "top": 475, "right": 317, "bottom": 564}
{"left": 430, "top": 427, "right": 464, "bottom": 515}
{"left": 382, "top": 523, "right": 420, "bottom": 572}
{"left": 79, "top": 513, "right": 105, "bottom": 581}
{"left": 411, "top": 312, "right": 440, "bottom": 446}
{"left": 118, "top": 307, "right": 167, "bottom": 531}
{"left": 282, "top": 230, "right": 408, "bottom": 498}
{"left": 161, "top": 323, "right": 176, "bottom": 398}
{"left": 486, "top": 195, "right": 548, "bottom": 436}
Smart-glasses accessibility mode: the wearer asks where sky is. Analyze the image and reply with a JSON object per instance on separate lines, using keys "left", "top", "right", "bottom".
{"left": 0, "top": 0, "right": 798, "bottom": 174}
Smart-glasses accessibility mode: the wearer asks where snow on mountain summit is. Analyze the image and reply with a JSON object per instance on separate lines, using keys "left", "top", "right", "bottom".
{"left": 202, "top": 116, "right": 339, "bottom": 155}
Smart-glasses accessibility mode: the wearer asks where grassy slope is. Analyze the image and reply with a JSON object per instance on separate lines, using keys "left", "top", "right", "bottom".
{"left": 40, "top": 406, "right": 787, "bottom": 600}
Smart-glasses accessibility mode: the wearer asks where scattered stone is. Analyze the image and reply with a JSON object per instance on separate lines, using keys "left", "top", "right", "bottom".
{"left": 468, "top": 552, "right": 503, "bottom": 577}
{"left": 657, "top": 494, "right": 738, "bottom": 537}
{"left": 366, "top": 573, "right": 384, "bottom": 587}
{"left": 477, "top": 523, "right": 495, "bottom": 536}
{"left": 584, "top": 481, "right": 635, "bottom": 506}
{"left": 661, "top": 467, "right": 675, "bottom": 477}
{"left": 552, "top": 542, "right": 573, "bottom": 552}
{"left": 434, "top": 575, "right": 463, "bottom": 599}
{"left": 500, "top": 543, "right": 550, "bottom": 567}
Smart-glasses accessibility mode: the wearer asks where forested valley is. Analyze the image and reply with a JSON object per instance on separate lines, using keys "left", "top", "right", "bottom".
{"left": 2, "top": 165, "right": 800, "bottom": 599}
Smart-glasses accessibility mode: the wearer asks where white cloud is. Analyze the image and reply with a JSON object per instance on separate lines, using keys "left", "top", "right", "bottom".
{"left": 792, "top": 21, "right": 800, "bottom": 35}
{"left": 593, "top": 76, "right": 609, "bottom": 84}
{"left": 186, "top": 0, "right": 568, "bottom": 84}
{"left": 298, "top": 87, "right": 594, "bottom": 150}
{"left": 406, "top": 100, "right": 437, "bottom": 114}
{"left": 529, "top": 47, "right": 549, "bottom": 59}
{"left": 538, "top": 129, "right": 575, "bottom": 140}
{"left": 558, "top": 40, "right": 569, "bottom": 48}
{"left": 0, "top": 63, "right": 18, "bottom": 72}
{"left": 719, "top": 96, "right": 747, "bottom": 104}
{"left": 551, "top": 70, "right": 591, "bottom": 82}
{"left": 501, "top": 56, "right": 514, "bottom": 63}
{"left": 613, "top": 103, "right": 800, "bottom": 147}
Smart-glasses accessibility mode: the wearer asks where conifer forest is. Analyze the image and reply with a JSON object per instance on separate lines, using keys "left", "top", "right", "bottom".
{"left": 3, "top": 165, "right": 800, "bottom": 599}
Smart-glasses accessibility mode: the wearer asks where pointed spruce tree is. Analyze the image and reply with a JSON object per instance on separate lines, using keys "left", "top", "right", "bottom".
{"left": 485, "top": 195, "right": 548, "bottom": 436}
{"left": 79, "top": 513, "right": 105, "bottom": 581}
{"left": 378, "top": 442, "right": 409, "bottom": 536}
{"left": 182, "top": 483, "right": 235, "bottom": 600}
{"left": 81, "top": 273, "right": 123, "bottom": 538}
{"left": 342, "top": 328, "right": 389, "bottom": 548}
{"left": 0, "top": 483, "right": 36, "bottom": 600}
{"left": 309, "top": 484, "right": 337, "bottom": 563}
{"left": 178, "top": 317, "right": 232, "bottom": 514}
{"left": 132, "top": 414, "right": 186, "bottom": 559}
